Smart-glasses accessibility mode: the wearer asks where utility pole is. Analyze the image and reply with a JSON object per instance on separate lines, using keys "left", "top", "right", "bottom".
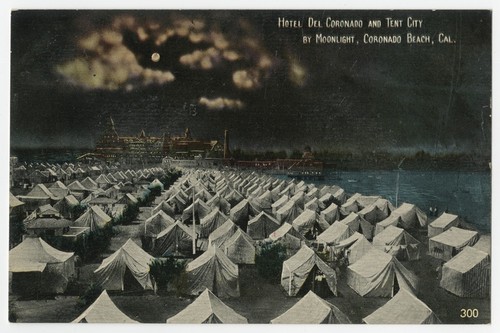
{"left": 395, "top": 157, "right": 406, "bottom": 207}
{"left": 192, "top": 183, "right": 196, "bottom": 255}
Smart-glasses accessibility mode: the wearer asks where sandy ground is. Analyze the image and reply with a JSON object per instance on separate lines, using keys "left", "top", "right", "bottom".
{"left": 10, "top": 207, "right": 490, "bottom": 324}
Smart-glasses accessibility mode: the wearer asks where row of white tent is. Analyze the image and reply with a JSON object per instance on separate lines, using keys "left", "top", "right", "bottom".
{"left": 74, "top": 287, "right": 440, "bottom": 324}
{"left": 146, "top": 170, "right": 420, "bottom": 256}
{"left": 10, "top": 165, "right": 489, "bottom": 323}
{"left": 15, "top": 168, "right": 166, "bottom": 236}
{"left": 140, "top": 169, "right": 489, "bottom": 299}
{"left": 8, "top": 236, "right": 442, "bottom": 324}
{"left": 17, "top": 166, "right": 164, "bottom": 208}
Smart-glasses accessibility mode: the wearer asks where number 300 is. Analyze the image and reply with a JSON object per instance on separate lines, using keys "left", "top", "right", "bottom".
{"left": 460, "top": 309, "right": 479, "bottom": 318}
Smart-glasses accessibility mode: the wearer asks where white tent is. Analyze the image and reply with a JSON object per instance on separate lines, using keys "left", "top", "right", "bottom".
{"left": 428, "top": 227, "right": 479, "bottom": 261}
{"left": 251, "top": 190, "right": 274, "bottom": 214}
{"left": 94, "top": 239, "right": 155, "bottom": 291}
{"left": 281, "top": 246, "right": 337, "bottom": 296}
{"left": 74, "top": 205, "right": 112, "bottom": 232}
{"left": 340, "top": 212, "right": 374, "bottom": 240}
{"left": 95, "top": 174, "right": 111, "bottom": 187}
{"left": 9, "top": 237, "right": 75, "bottom": 295}
{"left": 199, "top": 208, "right": 229, "bottom": 238}
{"left": 371, "top": 198, "right": 395, "bottom": 217}
{"left": 229, "top": 199, "right": 258, "bottom": 230}
{"left": 153, "top": 221, "right": 195, "bottom": 257}
{"left": 166, "top": 191, "right": 187, "bottom": 213}
{"left": 304, "top": 197, "right": 325, "bottom": 213}
{"left": 374, "top": 215, "right": 401, "bottom": 236}
{"left": 247, "top": 212, "right": 281, "bottom": 240}
{"left": 363, "top": 289, "right": 440, "bottom": 324}
{"left": 53, "top": 195, "right": 79, "bottom": 219}
{"left": 428, "top": 213, "right": 461, "bottom": 237}
{"left": 194, "top": 188, "right": 213, "bottom": 202}
{"left": 181, "top": 199, "right": 212, "bottom": 224}
{"left": 208, "top": 220, "right": 238, "bottom": 248}
{"left": 72, "top": 290, "right": 138, "bottom": 323}
{"left": 206, "top": 194, "right": 231, "bottom": 215}
{"left": 318, "top": 192, "right": 335, "bottom": 207}
{"left": 373, "top": 226, "right": 422, "bottom": 261}
{"left": 316, "top": 222, "right": 353, "bottom": 246}
{"left": 358, "top": 204, "right": 388, "bottom": 224}
{"left": 276, "top": 200, "right": 303, "bottom": 224}
{"left": 333, "top": 188, "right": 347, "bottom": 204}
{"left": 271, "top": 195, "right": 289, "bottom": 215}
{"left": 440, "top": 246, "right": 490, "bottom": 298}
{"left": 142, "top": 211, "right": 176, "bottom": 251}
{"left": 185, "top": 245, "right": 240, "bottom": 298}
{"left": 333, "top": 232, "right": 373, "bottom": 265}
{"left": 355, "top": 195, "right": 382, "bottom": 209}
{"left": 473, "top": 235, "right": 491, "bottom": 255}
{"left": 347, "top": 248, "right": 418, "bottom": 297}
{"left": 224, "top": 189, "right": 244, "bottom": 207}
{"left": 9, "top": 192, "right": 26, "bottom": 215}
{"left": 24, "top": 203, "right": 61, "bottom": 222}
{"left": 289, "top": 191, "right": 306, "bottom": 209}
{"left": 220, "top": 228, "right": 255, "bottom": 265}
{"left": 270, "top": 291, "right": 351, "bottom": 324}
{"left": 47, "top": 181, "right": 70, "bottom": 200}
{"left": 305, "top": 187, "right": 319, "bottom": 201}
{"left": 292, "top": 209, "right": 329, "bottom": 237}
{"left": 376, "top": 203, "right": 427, "bottom": 234}
{"left": 320, "top": 203, "right": 340, "bottom": 225}
{"left": 268, "top": 223, "right": 306, "bottom": 255}
{"left": 152, "top": 200, "right": 175, "bottom": 217}
{"left": 167, "top": 289, "right": 248, "bottom": 323}
{"left": 67, "top": 180, "right": 88, "bottom": 192}
{"left": 340, "top": 193, "right": 362, "bottom": 214}
{"left": 81, "top": 177, "right": 99, "bottom": 191}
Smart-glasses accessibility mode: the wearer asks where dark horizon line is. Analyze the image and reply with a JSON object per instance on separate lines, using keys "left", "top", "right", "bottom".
{"left": 10, "top": 145, "right": 491, "bottom": 156}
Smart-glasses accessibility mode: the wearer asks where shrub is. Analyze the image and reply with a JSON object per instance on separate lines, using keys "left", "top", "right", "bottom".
{"left": 9, "top": 213, "right": 25, "bottom": 248}
{"left": 44, "top": 224, "right": 114, "bottom": 262}
{"left": 255, "top": 242, "right": 288, "bottom": 283}
{"left": 77, "top": 282, "right": 103, "bottom": 308}
{"left": 114, "top": 203, "right": 140, "bottom": 225}
{"left": 160, "top": 169, "right": 182, "bottom": 188}
{"left": 148, "top": 185, "right": 162, "bottom": 198}
{"left": 138, "top": 189, "right": 153, "bottom": 207}
{"left": 71, "top": 204, "right": 87, "bottom": 220}
{"left": 149, "top": 258, "right": 187, "bottom": 294}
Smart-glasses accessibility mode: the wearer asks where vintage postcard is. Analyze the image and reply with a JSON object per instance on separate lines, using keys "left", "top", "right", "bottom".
{"left": 7, "top": 7, "right": 491, "bottom": 326}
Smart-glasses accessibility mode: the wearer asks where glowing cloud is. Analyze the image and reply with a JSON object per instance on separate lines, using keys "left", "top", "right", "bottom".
{"left": 199, "top": 97, "right": 245, "bottom": 110}
{"left": 57, "top": 28, "right": 174, "bottom": 90}
{"left": 232, "top": 70, "right": 261, "bottom": 89}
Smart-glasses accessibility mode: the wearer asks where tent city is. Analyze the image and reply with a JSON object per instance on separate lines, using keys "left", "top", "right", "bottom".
{"left": 9, "top": 10, "right": 491, "bottom": 324}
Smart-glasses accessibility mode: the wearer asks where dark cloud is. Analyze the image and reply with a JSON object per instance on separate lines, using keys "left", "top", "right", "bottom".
{"left": 10, "top": 10, "right": 491, "bottom": 154}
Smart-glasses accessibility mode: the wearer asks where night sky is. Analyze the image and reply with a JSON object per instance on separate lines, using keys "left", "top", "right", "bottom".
{"left": 10, "top": 10, "right": 491, "bottom": 154}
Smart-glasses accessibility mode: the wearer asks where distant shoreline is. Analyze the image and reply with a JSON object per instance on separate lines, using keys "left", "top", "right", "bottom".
{"left": 10, "top": 147, "right": 491, "bottom": 172}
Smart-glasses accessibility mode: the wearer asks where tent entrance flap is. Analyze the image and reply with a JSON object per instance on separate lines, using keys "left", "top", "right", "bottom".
{"left": 296, "top": 265, "right": 332, "bottom": 298}
{"left": 392, "top": 274, "right": 400, "bottom": 297}
{"left": 123, "top": 266, "right": 144, "bottom": 292}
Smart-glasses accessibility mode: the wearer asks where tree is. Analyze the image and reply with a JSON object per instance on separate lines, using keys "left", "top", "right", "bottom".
{"left": 255, "top": 242, "right": 288, "bottom": 283}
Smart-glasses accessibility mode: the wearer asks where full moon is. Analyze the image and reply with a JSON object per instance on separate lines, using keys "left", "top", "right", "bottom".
{"left": 151, "top": 52, "right": 160, "bottom": 62}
